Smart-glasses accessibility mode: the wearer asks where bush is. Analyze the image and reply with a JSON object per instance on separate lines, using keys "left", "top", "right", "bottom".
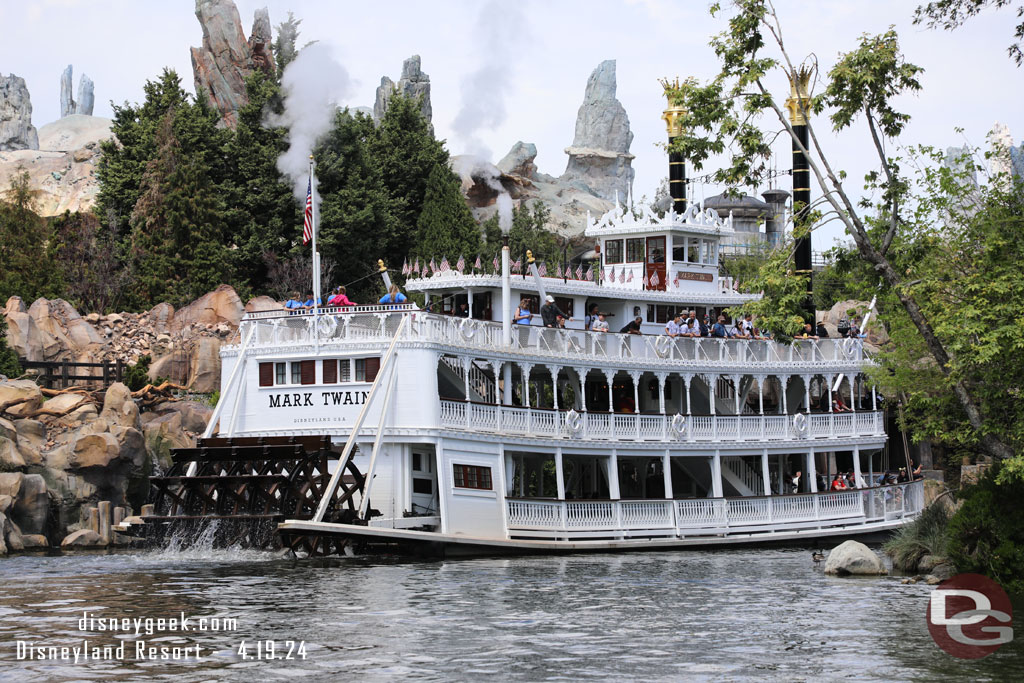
{"left": 884, "top": 497, "right": 951, "bottom": 571}
{"left": 0, "top": 317, "right": 21, "bottom": 378}
{"left": 124, "top": 355, "right": 152, "bottom": 391}
{"left": 947, "top": 462, "right": 1024, "bottom": 595}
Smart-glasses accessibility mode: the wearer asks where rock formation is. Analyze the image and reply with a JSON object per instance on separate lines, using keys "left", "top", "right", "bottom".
{"left": 497, "top": 141, "right": 538, "bottom": 179}
{"left": 374, "top": 55, "right": 433, "bottom": 135}
{"left": 60, "top": 65, "right": 74, "bottom": 118}
{"left": 59, "top": 65, "right": 92, "bottom": 117}
{"left": 0, "top": 74, "right": 39, "bottom": 151}
{"left": 823, "top": 540, "right": 888, "bottom": 576}
{"left": 561, "top": 60, "right": 634, "bottom": 202}
{"left": 190, "top": 0, "right": 275, "bottom": 128}
{"left": 76, "top": 75, "right": 94, "bottom": 116}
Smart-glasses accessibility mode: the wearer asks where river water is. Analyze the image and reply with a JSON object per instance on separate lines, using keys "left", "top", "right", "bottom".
{"left": 0, "top": 546, "right": 1020, "bottom": 681}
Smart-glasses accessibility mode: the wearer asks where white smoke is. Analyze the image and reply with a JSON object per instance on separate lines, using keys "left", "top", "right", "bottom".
{"left": 452, "top": 155, "right": 514, "bottom": 234}
{"left": 451, "top": 0, "right": 529, "bottom": 160}
{"left": 267, "top": 43, "right": 353, "bottom": 201}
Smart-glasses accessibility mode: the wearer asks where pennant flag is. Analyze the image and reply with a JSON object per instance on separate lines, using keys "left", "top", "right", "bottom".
{"left": 456, "top": 254, "right": 465, "bottom": 272}
{"left": 493, "top": 254, "right": 499, "bottom": 272}
{"left": 576, "top": 264, "right": 583, "bottom": 280}
{"left": 585, "top": 264, "right": 593, "bottom": 281}
{"left": 429, "top": 258, "right": 436, "bottom": 274}
{"left": 650, "top": 270, "right": 660, "bottom": 287}
{"left": 440, "top": 256, "right": 450, "bottom": 272}
{"left": 474, "top": 254, "right": 482, "bottom": 270}
{"left": 302, "top": 176, "right": 314, "bottom": 245}
{"left": 538, "top": 262, "right": 547, "bottom": 277}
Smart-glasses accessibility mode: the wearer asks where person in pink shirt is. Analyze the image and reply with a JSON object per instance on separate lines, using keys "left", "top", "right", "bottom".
{"left": 327, "top": 285, "right": 357, "bottom": 307}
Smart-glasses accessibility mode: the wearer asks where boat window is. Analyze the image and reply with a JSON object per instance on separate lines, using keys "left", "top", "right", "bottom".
{"left": 354, "top": 359, "right": 365, "bottom": 382}
{"left": 625, "top": 238, "right": 645, "bottom": 263}
{"left": 604, "top": 239, "right": 623, "bottom": 264}
{"left": 646, "top": 237, "right": 666, "bottom": 264}
{"left": 300, "top": 360, "right": 315, "bottom": 385}
{"left": 290, "top": 362, "right": 302, "bottom": 384}
{"left": 340, "top": 359, "right": 351, "bottom": 382}
{"left": 688, "top": 238, "right": 699, "bottom": 263}
{"left": 672, "top": 239, "right": 686, "bottom": 262}
{"left": 259, "top": 362, "right": 273, "bottom": 387}
{"left": 275, "top": 363, "right": 286, "bottom": 385}
{"left": 323, "top": 359, "right": 338, "bottom": 384}
{"left": 453, "top": 464, "right": 492, "bottom": 490}
{"left": 554, "top": 297, "right": 574, "bottom": 318}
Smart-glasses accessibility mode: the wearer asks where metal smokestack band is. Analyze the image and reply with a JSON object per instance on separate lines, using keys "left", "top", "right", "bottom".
{"left": 786, "top": 71, "right": 814, "bottom": 323}
{"left": 661, "top": 79, "right": 686, "bottom": 214}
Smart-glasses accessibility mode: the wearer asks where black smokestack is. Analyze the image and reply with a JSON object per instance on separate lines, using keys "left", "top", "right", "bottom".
{"left": 661, "top": 79, "right": 686, "bottom": 214}
{"left": 786, "top": 69, "right": 814, "bottom": 323}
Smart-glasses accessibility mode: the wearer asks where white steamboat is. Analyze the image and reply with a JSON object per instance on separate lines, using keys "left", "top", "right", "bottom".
{"left": 207, "top": 196, "right": 922, "bottom": 555}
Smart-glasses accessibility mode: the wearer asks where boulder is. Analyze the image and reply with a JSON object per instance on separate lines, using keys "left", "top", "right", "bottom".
{"left": 4, "top": 310, "right": 48, "bottom": 362}
{"left": 110, "top": 426, "right": 146, "bottom": 469}
{"left": 560, "top": 60, "right": 634, "bottom": 202}
{"left": 172, "top": 285, "right": 243, "bottom": 331}
{"left": 69, "top": 432, "right": 120, "bottom": 469}
{"left": 2, "top": 511, "right": 24, "bottom": 551}
{"left": 0, "top": 416, "right": 15, "bottom": 442}
{"left": 0, "top": 472, "right": 48, "bottom": 534}
{"left": 20, "top": 533, "right": 48, "bottom": 549}
{"left": 148, "top": 352, "right": 190, "bottom": 386}
{"left": 188, "top": 337, "right": 222, "bottom": 393}
{"left": 0, "top": 379, "right": 43, "bottom": 417}
{"left": 374, "top": 55, "right": 433, "bottom": 135}
{"left": 146, "top": 302, "right": 175, "bottom": 333}
{"left": 245, "top": 296, "right": 279, "bottom": 313}
{"left": 248, "top": 6, "right": 276, "bottom": 78}
{"left": 61, "top": 528, "right": 105, "bottom": 548}
{"left": 0, "top": 74, "right": 39, "bottom": 150}
{"left": 76, "top": 74, "right": 94, "bottom": 116}
{"left": 14, "top": 419, "right": 45, "bottom": 464}
{"left": 823, "top": 540, "right": 888, "bottom": 576}
{"left": 4, "top": 296, "right": 26, "bottom": 315}
{"left": 498, "top": 141, "right": 538, "bottom": 179}
{"left": 0, "top": 494, "right": 10, "bottom": 513}
{"left": 42, "top": 392, "right": 88, "bottom": 415}
{"left": 99, "top": 383, "right": 140, "bottom": 429}
{"left": 0, "top": 436, "right": 26, "bottom": 470}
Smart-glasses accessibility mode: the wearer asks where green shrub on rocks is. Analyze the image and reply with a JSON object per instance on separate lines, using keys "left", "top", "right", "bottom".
{"left": 884, "top": 498, "right": 951, "bottom": 571}
{"left": 0, "top": 318, "right": 20, "bottom": 379}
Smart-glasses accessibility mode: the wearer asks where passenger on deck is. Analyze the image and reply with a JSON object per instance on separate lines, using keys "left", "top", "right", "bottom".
{"left": 711, "top": 315, "right": 730, "bottom": 338}
{"left": 832, "top": 391, "right": 853, "bottom": 412}
{"left": 514, "top": 298, "right": 533, "bottom": 325}
{"left": 797, "top": 323, "right": 818, "bottom": 340}
{"left": 845, "top": 471, "right": 857, "bottom": 488}
{"left": 830, "top": 474, "right": 848, "bottom": 490}
{"left": 730, "top": 318, "right": 749, "bottom": 339}
{"left": 816, "top": 321, "right": 830, "bottom": 338}
{"left": 790, "top": 470, "right": 802, "bottom": 493}
{"left": 302, "top": 292, "right": 321, "bottom": 310}
{"left": 585, "top": 304, "right": 600, "bottom": 330}
{"left": 327, "top": 286, "right": 356, "bottom": 307}
{"left": 540, "top": 295, "right": 569, "bottom": 328}
{"left": 378, "top": 284, "right": 407, "bottom": 305}
{"left": 620, "top": 316, "right": 643, "bottom": 335}
{"left": 682, "top": 311, "right": 700, "bottom": 337}
{"left": 592, "top": 313, "right": 610, "bottom": 332}
{"left": 284, "top": 292, "right": 304, "bottom": 314}
{"left": 456, "top": 303, "right": 470, "bottom": 317}
{"left": 665, "top": 313, "right": 685, "bottom": 337}
{"left": 851, "top": 316, "right": 863, "bottom": 338}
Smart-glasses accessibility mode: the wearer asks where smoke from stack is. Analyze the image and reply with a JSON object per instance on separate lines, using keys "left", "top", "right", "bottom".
{"left": 266, "top": 43, "right": 353, "bottom": 203}
{"left": 452, "top": 155, "right": 514, "bottom": 234}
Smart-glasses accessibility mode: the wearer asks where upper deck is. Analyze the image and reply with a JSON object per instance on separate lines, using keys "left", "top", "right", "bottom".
{"left": 229, "top": 307, "right": 866, "bottom": 373}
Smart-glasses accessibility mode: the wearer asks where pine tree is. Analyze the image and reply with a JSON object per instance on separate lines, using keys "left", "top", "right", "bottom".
{"left": 273, "top": 12, "right": 301, "bottom": 76}
{"left": 128, "top": 112, "right": 229, "bottom": 308}
{"left": 0, "top": 168, "right": 50, "bottom": 302}
{"left": 0, "top": 317, "right": 21, "bottom": 378}
{"left": 415, "top": 164, "right": 481, "bottom": 261}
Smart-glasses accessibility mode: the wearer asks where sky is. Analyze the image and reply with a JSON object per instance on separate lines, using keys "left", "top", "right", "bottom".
{"left": 1, "top": 0, "right": 1020, "bottom": 247}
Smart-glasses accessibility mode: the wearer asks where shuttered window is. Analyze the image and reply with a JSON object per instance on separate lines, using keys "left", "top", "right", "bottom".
{"left": 322, "top": 359, "right": 337, "bottom": 384}
{"left": 364, "top": 357, "right": 380, "bottom": 382}
{"left": 453, "top": 464, "right": 492, "bottom": 490}
{"left": 300, "top": 360, "right": 316, "bottom": 385}
{"left": 259, "top": 362, "right": 273, "bottom": 387}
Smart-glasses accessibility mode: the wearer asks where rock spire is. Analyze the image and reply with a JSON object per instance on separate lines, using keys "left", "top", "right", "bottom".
{"left": 373, "top": 55, "right": 433, "bottom": 135}
{"left": 60, "top": 66, "right": 94, "bottom": 117}
{"left": 0, "top": 74, "right": 39, "bottom": 151}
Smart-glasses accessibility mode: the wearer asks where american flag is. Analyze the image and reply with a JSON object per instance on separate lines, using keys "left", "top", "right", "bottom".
{"left": 538, "top": 262, "right": 547, "bottom": 277}
{"left": 575, "top": 264, "right": 583, "bottom": 280}
{"left": 440, "top": 256, "right": 450, "bottom": 272}
{"left": 456, "top": 254, "right": 465, "bottom": 272}
{"left": 302, "top": 176, "right": 313, "bottom": 245}
{"left": 414, "top": 258, "right": 420, "bottom": 275}
{"left": 627, "top": 270, "right": 633, "bottom": 283}
{"left": 474, "top": 255, "right": 481, "bottom": 270}
{"left": 650, "top": 270, "right": 660, "bottom": 287}
{"left": 493, "top": 254, "right": 499, "bottom": 272}
{"left": 673, "top": 276, "right": 679, "bottom": 288}
{"left": 565, "top": 264, "right": 572, "bottom": 279}
{"left": 402, "top": 258, "right": 409, "bottom": 275}
{"left": 513, "top": 259, "right": 522, "bottom": 274}
{"left": 608, "top": 266, "right": 615, "bottom": 283}
{"left": 585, "top": 264, "right": 593, "bottom": 281}
{"left": 618, "top": 269, "right": 625, "bottom": 283}
{"left": 429, "top": 258, "right": 436, "bottom": 274}
{"left": 643, "top": 272, "right": 650, "bottom": 288}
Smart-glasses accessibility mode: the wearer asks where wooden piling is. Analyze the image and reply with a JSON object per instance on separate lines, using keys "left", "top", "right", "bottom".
{"left": 98, "top": 501, "right": 112, "bottom": 544}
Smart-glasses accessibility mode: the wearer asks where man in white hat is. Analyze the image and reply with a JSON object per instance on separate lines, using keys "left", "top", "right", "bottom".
{"left": 540, "top": 295, "right": 569, "bottom": 328}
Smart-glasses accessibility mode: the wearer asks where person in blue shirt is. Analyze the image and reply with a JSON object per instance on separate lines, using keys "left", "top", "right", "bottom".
{"left": 513, "top": 298, "right": 533, "bottom": 325}
{"left": 379, "top": 285, "right": 408, "bottom": 305}
{"left": 711, "top": 314, "right": 730, "bottom": 338}
{"left": 302, "top": 292, "right": 322, "bottom": 310}
{"left": 284, "top": 292, "right": 304, "bottom": 315}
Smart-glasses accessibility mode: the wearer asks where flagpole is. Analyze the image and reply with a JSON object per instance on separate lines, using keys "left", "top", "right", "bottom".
{"left": 310, "top": 155, "right": 320, "bottom": 312}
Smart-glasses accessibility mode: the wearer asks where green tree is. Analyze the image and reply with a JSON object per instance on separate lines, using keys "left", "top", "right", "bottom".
{"left": 665, "top": 0, "right": 1015, "bottom": 461}
{"left": 482, "top": 201, "right": 561, "bottom": 266}
{"left": 46, "top": 211, "right": 123, "bottom": 312}
{"left": 414, "top": 164, "right": 481, "bottom": 262}
{"left": 315, "top": 109, "right": 399, "bottom": 302}
{"left": 0, "top": 317, "right": 21, "bottom": 378}
{"left": 915, "top": 0, "right": 1024, "bottom": 65}
{"left": 128, "top": 112, "right": 230, "bottom": 307}
{"left": 273, "top": 12, "right": 302, "bottom": 75}
{"left": 0, "top": 168, "right": 50, "bottom": 302}
{"left": 726, "top": 239, "right": 810, "bottom": 343}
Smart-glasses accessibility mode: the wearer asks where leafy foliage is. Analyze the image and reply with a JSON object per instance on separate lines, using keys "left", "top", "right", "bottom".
{"left": 0, "top": 168, "right": 51, "bottom": 303}
{"left": 46, "top": 211, "right": 123, "bottom": 313}
{"left": 482, "top": 201, "right": 561, "bottom": 266}
{"left": 726, "top": 239, "right": 809, "bottom": 342}
{"left": 124, "top": 355, "right": 152, "bottom": 392}
{"left": 914, "top": 0, "right": 1024, "bottom": 65}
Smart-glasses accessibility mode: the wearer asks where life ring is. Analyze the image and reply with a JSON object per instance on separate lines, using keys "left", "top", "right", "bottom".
{"left": 317, "top": 315, "right": 337, "bottom": 337}
{"left": 842, "top": 336, "right": 857, "bottom": 357}
{"left": 565, "top": 409, "right": 583, "bottom": 435}
{"left": 671, "top": 413, "right": 686, "bottom": 438}
{"left": 459, "top": 318, "right": 476, "bottom": 341}
{"left": 792, "top": 413, "right": 808, "bottom": 436}
{"left": 654, "top": 335, "right": 672, "bottom": 358}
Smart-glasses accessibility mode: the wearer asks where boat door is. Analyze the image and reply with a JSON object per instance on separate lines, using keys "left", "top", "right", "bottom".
{"left": 410, "top": 447, "right": 438, "bottom": 515}
{"left": 646, "top": 236, "right": 667, "bottom": 291}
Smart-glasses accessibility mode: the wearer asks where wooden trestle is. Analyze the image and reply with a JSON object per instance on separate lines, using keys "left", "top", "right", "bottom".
{"left": 145, "top": 435, "right": 365, "bottom": 552}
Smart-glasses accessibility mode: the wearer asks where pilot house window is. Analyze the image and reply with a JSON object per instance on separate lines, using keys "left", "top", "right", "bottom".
{"left": 604, "top": 239, "right": 623, "bottom": 264}
{"left": 625, "top": 238, "right": 645, "bottom": 263}
{"left": 453, "top": 464, "right": 493, "bottom": 490}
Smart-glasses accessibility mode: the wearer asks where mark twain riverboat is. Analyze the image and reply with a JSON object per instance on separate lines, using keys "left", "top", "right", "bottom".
{"left": 142, "top": 194, "right": 923, "bottom": 555}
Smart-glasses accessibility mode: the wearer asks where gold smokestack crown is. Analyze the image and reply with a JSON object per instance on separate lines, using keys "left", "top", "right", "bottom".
{"left": 785, "top": 67, "right": 813, "bottom": 126}
{"left": 659, "top": 77, "right": 686, "bottom": 138}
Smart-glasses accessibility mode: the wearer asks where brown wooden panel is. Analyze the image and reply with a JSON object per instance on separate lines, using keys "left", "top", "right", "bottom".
{"left": 364, "top": 357, "right": 380, "bottom": 382}
{"left": 322, "top": 359, "right": 337, "bottom": 384}
{"left": 258, "top": 362, "right": 274, "bottom": 387}
{"left": 300, "top": 360, "right": 316, "bottom": 385}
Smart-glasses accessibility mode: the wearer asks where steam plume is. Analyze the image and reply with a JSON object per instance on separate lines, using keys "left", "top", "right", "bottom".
{"left": 452, "top": 155, "right": 514, "bottom": 234}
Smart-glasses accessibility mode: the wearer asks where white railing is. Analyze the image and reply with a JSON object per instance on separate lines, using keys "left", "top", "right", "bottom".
{"left": 723, "top": 457, "right": 764, "bottom": 495}
{"left": 439, "top": 400, "right": 883, "bottom": 443}
{"left": 236, "top": 309, "right": 865, "bottom": 366}
{"left": 505, "top": 481, "right": 923, "bottom": 538}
